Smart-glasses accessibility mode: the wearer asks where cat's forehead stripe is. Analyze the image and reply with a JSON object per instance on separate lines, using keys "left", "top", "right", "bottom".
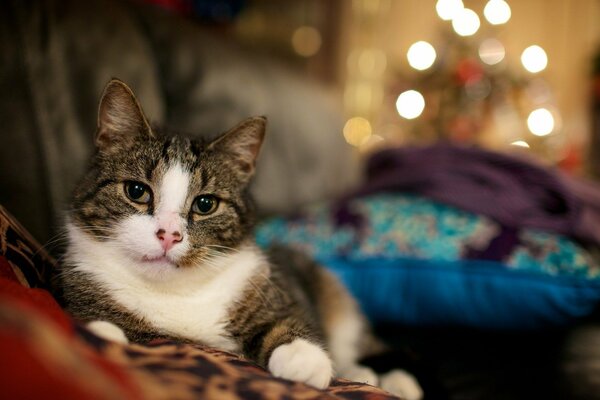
{"left": 157, "top": 162, "right": 190, "bottom": 214}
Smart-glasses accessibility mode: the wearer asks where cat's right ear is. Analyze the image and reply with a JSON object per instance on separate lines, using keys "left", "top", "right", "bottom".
{"left": 95, "top": 79, "right": 153, "bottom": 150}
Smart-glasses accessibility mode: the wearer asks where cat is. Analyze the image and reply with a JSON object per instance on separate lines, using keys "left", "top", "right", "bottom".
{"left": 59, "top": 78, "right": 423, "bottom": 400}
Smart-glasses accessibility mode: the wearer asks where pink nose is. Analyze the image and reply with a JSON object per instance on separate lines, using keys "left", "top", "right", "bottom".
{"left": 156, "top": 229, "right": 183, "bottom": 252}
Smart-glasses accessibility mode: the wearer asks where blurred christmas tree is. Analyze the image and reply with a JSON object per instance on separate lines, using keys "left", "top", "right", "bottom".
{"left": 347, "top": 0, "right": 575, "bottom": 169}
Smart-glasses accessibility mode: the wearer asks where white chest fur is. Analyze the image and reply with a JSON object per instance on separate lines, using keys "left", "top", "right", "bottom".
{"left": 66, "top": 223, "right": 264, "bottom": 352}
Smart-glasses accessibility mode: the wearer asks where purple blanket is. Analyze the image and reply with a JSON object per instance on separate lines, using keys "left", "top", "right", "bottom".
{"left": 341, "top": 144, "right": 600, "bottom": 246}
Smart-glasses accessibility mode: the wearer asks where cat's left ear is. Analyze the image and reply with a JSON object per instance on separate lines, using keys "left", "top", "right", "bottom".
{"left": 208, "top": 116, "right": 267, "bottom": 180}
{"left": 95, "top": 78, "right": 153, "bottom": 150}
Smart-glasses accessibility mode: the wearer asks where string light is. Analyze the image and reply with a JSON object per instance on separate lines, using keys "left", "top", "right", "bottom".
{"left": 407, "top": 41, "right": 437, "bottom": 71}
{"left": 483, "top": 0, "right": 511, "bottom": 25}
{"left": 527, "top": 108, "right": 554, "bottom": 136}
{"left": 521, "top": 45, "right": 548, "bottom": 73}
{"left": 452, "top": 8, "right": 480, "bottom": 36}
{"left": 396, "top": 90, "right": 425, "bottom": 119}
{"left": 436, "top": 0, "right": 464, "bottom": 21}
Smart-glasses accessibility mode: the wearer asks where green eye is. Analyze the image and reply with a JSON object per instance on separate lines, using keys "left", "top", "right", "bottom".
{"left": 124, "top": 181, "right": 152, "bottom": 204}
{"left": 192, "top": 195, "right": 219, "bottom": 215}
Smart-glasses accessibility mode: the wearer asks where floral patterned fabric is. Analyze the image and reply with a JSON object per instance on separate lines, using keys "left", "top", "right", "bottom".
{"left": 256, "top": 194, "right": 600, "bottom": 279}
{"left": 255, "top": 194, "right": 600, "bottom": 329}
{"left": 0, "top": 204, "right": 401, "bottom": 400}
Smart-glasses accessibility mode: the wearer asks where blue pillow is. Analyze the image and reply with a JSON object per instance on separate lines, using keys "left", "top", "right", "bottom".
{"left": 255, "top": 194, "right": 600, "bottom": 330}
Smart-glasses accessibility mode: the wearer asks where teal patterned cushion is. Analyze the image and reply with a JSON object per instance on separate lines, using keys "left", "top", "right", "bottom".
{"left": 255, "top": 194, "right": 600, "bottom": 329}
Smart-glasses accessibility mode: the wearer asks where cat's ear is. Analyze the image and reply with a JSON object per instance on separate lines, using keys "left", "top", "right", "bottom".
{"left": 208, "top": 116, "right": 267, "bottom": 179}
{"left": 95, "top": 79, "right": 153, "bottom": 150}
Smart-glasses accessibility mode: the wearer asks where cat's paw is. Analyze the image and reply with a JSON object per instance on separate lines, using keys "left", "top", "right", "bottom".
{"left": 339, "top": 364, "right": 379, "bottom": 386}
{"left": 86, "top": 320, "right": 129, "bottom": 344}
{"left": 379, "top": 369, "right": 423, "bottom": 400}
{"left": 268, "top": 338, "right": 333, "bottom": 389}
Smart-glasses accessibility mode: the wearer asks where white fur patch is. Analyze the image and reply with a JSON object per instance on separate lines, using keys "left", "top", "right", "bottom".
{"left": 268, "top": 338, "right": 333, "bottom": 389}
{"left": 340, "top": 365, "right": 379, "bottom": 386}
{"left": 66, "top": 224, "right": 265, "bottom": 352}
{"left": 87, "top": 320, "right": 129, "bottom": 344}
{"left": 157, "top": 162, "right": 190, "bottom": 215}
{"left": 380, "top": 369, "right": 423, "bottom": 400}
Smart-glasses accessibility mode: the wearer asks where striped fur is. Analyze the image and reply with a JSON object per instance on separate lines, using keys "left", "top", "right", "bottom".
{"left": 59, "top": 79, "right": 422, "bottom": 398}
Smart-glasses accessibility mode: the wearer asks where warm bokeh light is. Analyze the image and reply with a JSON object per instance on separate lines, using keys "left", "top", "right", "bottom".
{"left": 407, "top": 41, "right": 437, "bottom": 71}
{"left": 483, "top": 0, "right": 511, "bottom": 25}
{"left": 510, "top": 140, "right": 530, "bottom": 148}
{"left": 396, "top": 90, "right": 425, "bottom": 119}
{"left": 359, "top": 134, "right": 385, "bottom": 153}
{"left": 358, "top": 49, "right": 387, "bottom": 77}
{"left": 527, "top": 108, "right": 554, "bottom": 136}
{"left": 291, "top": 26, "right": 322, "bottom": 57}
{"left": 478, "top": 38, "right": 505, "bottom": 65}
{"left": 436, "top": 0, "right": 464, "bottom": 21}
{"left": 452, "top": 8, "right": 480, "bottom": 37}
{"left": 521, "top": 45, "right": 548, "bottom": 73}
{"left": 343, "top": 117, "right": 372, "bottom": 146}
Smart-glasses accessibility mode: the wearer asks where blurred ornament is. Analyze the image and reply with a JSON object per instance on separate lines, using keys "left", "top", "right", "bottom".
{"left": 521, "top": 45, "right": 548, "bottom": 73}
{"left": 465, "top": 77, "right": 492, "bottom": 100}
{"left": 478, "top": 38, "right": 505, "bottom": 65}
{"left": 407, "top": 41, "right": 437, "bottom": 71}
{"left": 452, "top": 8, "right": 480, "bottom": 36}
{"left": 396, "top": 90, "right": 425, "bottom": 119}
{"left": 455, "top": 59, "right": 484, "bottom": 84}
{"left": 483, "top": 0, "right": 511, "bottom": 25}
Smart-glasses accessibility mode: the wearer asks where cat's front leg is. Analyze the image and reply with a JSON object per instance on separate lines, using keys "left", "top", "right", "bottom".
{"left": 251, "top": 319, "right": 333, "bottom": 389}
{"left": 86, "top": 320, "right": 129, "bottom": 344}
{"left": 268, "top": 338, "right": 333, "bottom": 389}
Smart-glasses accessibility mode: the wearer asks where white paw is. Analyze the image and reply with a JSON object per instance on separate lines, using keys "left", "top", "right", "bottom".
{"left": 380, "top": 369, "right": 423, "bottom": 400}
{"left": 339, "top": 364, "right": 379, "bottom": 386}
{"left": 268, "top": 338, "right": 333, "bottom": 389}
{"left": 86, "top": 320, "right": 129, "bottom": 344}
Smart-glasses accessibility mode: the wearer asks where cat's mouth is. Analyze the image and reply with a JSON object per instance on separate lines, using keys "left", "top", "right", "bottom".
{"left": 141, "top": 255, "right": 178, "bottom": 268}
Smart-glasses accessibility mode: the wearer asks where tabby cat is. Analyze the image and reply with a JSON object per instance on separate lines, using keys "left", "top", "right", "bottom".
{"left": 59, "top": 79, "right": 422, "bottom": 399}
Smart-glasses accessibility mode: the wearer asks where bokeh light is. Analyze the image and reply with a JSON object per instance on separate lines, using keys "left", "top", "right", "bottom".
{"left": 396, "top": 90, "right": 425, "bottom": 119}
{"left": 452, "top": 8, "right": 480, "bottom": 37}
{"left": 436, "top": 0, "right": 464, "bottom": 21}
{"left": 510, "top": 140, "right": 530, "bottom": 148}
{"left": 291, "top": 26, "right": 322, "bottom": 57}
{"left": 407, "top": 41, "right": 437, "bottom": 71}
{"left": 343, "top": 117, "right": 372, "bottom": 146}
{"left": 521, "top": 45, "right": 548, "bottom": 73}
{"left": 483, "top": 0, "right": 511, "bottom": 25}
{"left": 478, "top": 38, "right": 505, "bottom": 65}
{"left": 527, "top": 108, "right": 554, "bottom": 136}
{"left": 358, "top": 49, "right": 387, "bottom": 77}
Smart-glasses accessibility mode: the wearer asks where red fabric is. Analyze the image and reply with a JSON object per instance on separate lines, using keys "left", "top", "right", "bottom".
{"left": 0, "top": 256, "right": 73, "bottom": 334}
{"left": 0, "top": 331, "right": 107, "bottom": 400}
{"left": 0, "top": 255, "right": 143, "bottom": 399}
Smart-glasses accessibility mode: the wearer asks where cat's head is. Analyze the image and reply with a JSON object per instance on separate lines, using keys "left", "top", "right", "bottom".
{"left": 69, "top": 79, "right": 266, "bottom": 278}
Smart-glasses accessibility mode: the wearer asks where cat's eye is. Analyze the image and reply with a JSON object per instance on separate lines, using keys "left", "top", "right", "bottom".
{"left": 192, "top": 195, "right": 219, "bottom": 215}
{"left": 124, "top": 181, "right": 152, "bottom": 204}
